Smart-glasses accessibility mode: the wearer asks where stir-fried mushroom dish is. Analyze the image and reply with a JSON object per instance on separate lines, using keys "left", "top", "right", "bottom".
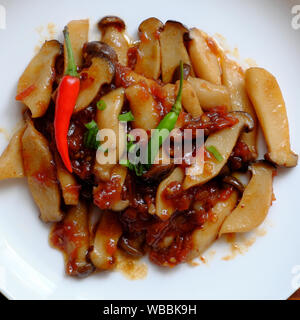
{"left": 0, "top": 16, "right": 297, "bottom": 277}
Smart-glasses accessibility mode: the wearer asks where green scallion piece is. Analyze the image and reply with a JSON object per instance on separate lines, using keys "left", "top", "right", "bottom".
{"left": 85, "top": 120, "right": 97, "bottom": 130}
{"left": 118, "top": 111, "right": 135, "bottom": 122}
{"left": 97, "top": 100, "right": 106, "bottom": 111}
{"left": 206, "top": 145, "right": 223, "bottom": 162}
{"left": 84, "top": 120, "right": 100, "bottom": 149}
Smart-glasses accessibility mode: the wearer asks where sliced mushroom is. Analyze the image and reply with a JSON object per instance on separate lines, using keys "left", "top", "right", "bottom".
{"left": 187, "top": 28, "right": 221, "bottom": 85}
{"left": 222, "top": 175, "right": 245, "bottom": 193}
{"left": 93, "top": 164, "right": 129, "bottom": 212}
{"left": 96, "top": 88, "right": 126, "bottom": 160}
{"left": 187, "top": 76, "right": 231, "bottom": 110}
{"left": 50, "top": 201, "right": 94, "bottom": 277}
{"left": 74, "top": 57, "right": 114, "bottom": 113}
{"left": 93, "top": 162, "right": 115, "bottom": 183}
{"left": 156, "top": 167, "right": 185, "bottom": 220}
{"left": 98, "top": 16, "right": 129, "bottom": 66}
{"left": 16, "top": 40, "right": 61, "bottom": 118}
{"left": 172, "top": 63, "right": 191, "bottom": 83}
{"left": 98, "top": 16, "right": 126, "bottom": 30}
{"left": 110, "top": 165, "right": 129, "bottom": 212}
{"left": 125, "top": 83, "right": 161, "bottom": 130}
{"left": 90, "top": 211, "right": 123, "bottom": 270}
{"left": 134, "top": 17, "right": 163, "bottom": 79}
{"left": 188, "top": 191, "right": 238, "bottom": 260}
{"left": 82, "top": 41, "right": 118, "bottom": 66}
{"left": 64, "top": 19, "right": 89, "bottom": 73}
{"left": 160, "top": 20, "right": 194, "bottom": 83}
{"left": 0, "top": 125, "right": 26, "bottom": 180}
{"left": 177, "top": 80, "right": 203, "bottom": 118}
{"left": 22, "top": 121, "right": 63, "bottom": 222}
{"left": 119, "top": 235, "right": 144, "bottom": 257}
{"left": 221, "top": 56, "right": 258, "bottom": 159}
{"left": 245, "top": 67, "right": 298, "bottom": 167}
{"left": 54, "top": 151, "right": 80, "bottom": 205}
{"left": 219, "top": 161, "right": 275, "bottom": 235}
{"left": 183, "top": 112, "right": 254, "bottom": 190}
{"left": 142, "top": 163, "right": 175, "bottom": 182}
{"left": 160, "top": 81, "right": 203, "bottom": 118}
{"left": 115, "top": 63, "right": 156, "bottom": 88}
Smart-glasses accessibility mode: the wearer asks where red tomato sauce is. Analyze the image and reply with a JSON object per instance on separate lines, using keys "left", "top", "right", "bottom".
{"left": 80, "top": 73, "right": 95, "bottom": 90}
{"left": 50, "top": 221, "right": 87, "bottom": 276}
{"left": 115, "top": 63, "right": 137, "bottom": 88}
{"left": 117, "top": 176, "right": 233, "bottom": 267}
{"left": 182, "top": 106, "right": 239, "bottom": 136}
{"left": 127, "top": 46, "right": 139, "bottom": 70}
{"left": 93, "top": 176, "right": 122, "bottom": 209}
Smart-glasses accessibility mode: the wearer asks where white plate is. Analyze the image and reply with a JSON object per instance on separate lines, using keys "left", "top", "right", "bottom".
{"left": 0, "top": 0, "right": 300, "bottom": 300}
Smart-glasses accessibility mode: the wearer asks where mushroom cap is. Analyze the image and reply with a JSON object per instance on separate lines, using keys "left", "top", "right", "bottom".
{"left": 98, "top": 16, "right": 126, "bottom": 31}
{"left": 82, "top": 41, "right": 118, "bottom": 66}
{"left": 229, "top": 111, "right": 255, "bottom": 133}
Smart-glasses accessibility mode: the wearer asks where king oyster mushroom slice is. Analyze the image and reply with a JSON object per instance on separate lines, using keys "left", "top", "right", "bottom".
{"left": 160, "top": 20, "right": 194, "bottom": 83}
{"left": 22, "top": 121, "right": 63, "bottom": 222}
{"left": 134, "top": 17, "right": 163, "bottom": 80}
{"left": 183, "top": 111, "right": 254, "bottom": 190}
{"left": 74, "top": 56, "right": 115, "bottom": 113}
{"left": 219, "top": 161, "right": 275, "bottom": 235}
{"left": 155, "top": 167, "right": 185, "bottom": 221}
{"left": 221, "top": 56, "right": 258, "bottom": 160}
{"left": 245, "top": 67, "right": 298, "bottom": 167}
{"left": 0, "top": 125, "right": 26, "bottom": 180}
{"left": 16, "top": 40, "right": 61, "bottom": 118}
{"left": 64, "top": 19, "right": 89, "bottom": 73}
{"left": 187, "top": 191, "right": 238, "bottom": 260}
{"left": 187, "top": 28, "right": 222, "bottom": 85}
{"left": 98, "top": 16, "right": 129, "bottom": 66}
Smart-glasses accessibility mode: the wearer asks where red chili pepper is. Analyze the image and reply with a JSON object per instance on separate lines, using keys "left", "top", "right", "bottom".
{"left": 54, "top": 26, "right": 80, "bottom": 173}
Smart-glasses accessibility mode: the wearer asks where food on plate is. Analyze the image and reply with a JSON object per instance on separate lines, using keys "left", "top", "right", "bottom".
{"left": 160, "top": 20, "right": 194, "bottom": 83}
{"left": 98, "top": 16, "right": 129, "bottom": 66}
{"left": 63, "top": 20, "right": 89, "bottom": 74}
{"left": 219, "top": 161, "right": 275, "bottom": 235}
{"left": 1, "top": 16, "right": 297, "bottom": 277}
{"left": 16, "top": 40, "right": 61, "bottom": 118}
{"left": 187, "top": 76, "right": 231, "bottom": 110}
{"left": 187, "top": 28, "right": 221, "bottom": 85}
{"left": 0, "top": 125, "right": 26, "bottom": 180}
{"left": 134, "top": 17, "right": 163, "bottom": 80}
{"left": 245, "top": 67, "right": 298, "bottom": 167}
{"left": 221, "top": 56, "right": 258, "bottom": 160}
{"left": 22, "top": 120, "right": 63, "bottom": 222}
{"left": 183, "top": 111, "right": 254, "bottom": 189}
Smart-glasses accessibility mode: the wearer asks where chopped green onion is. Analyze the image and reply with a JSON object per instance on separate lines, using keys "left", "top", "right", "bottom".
{"left": 85, "top": 120, "right": 97, "bottom": 130}
{"left": 84, "top": 120, "right": 100, "bottom": 150}
{"left": 127, "top": 133, "right": 135, "bottom": 142}
{"left": 97, "top": 100, "right": 106, "bottom": 110}
{"left": 120, "top": 159, "right": 145, "bottom": 176}
{"left": 120, "top": 159, "right": 130, "bottom": 167}
{"left": 118, "top": 111, "right": 135, "bottom": 122}
{"left": 128, "top": 143, "right": 137, "bottom": 153}
{"left": 206, "top": 145, "right": 223, "bottom": 162}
